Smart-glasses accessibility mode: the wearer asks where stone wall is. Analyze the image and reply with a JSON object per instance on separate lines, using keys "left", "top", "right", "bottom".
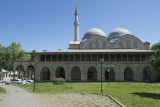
{"left": 35, "top": 61, "right": 157, "bottom": 82}
{"left": 80, "top": 34, "right": 150, "bottom": 50}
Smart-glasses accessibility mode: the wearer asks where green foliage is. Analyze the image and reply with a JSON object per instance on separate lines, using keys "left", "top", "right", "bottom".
{"left": 151, "top": 41, "right": 160, "bottom": 74}
{"left": 0, "top": 46, "right": 13, "bottom": 70}
{"left": 52, "top": 77, "right": 65, "bottom": 85}
{"left": 8, "top": 42, "right": 29, "bottom": 60}
{"left": 30, "top": 49, "right": 36, "bottom": 60}
{"left": 0, "top": 42, "right": 29, "bottom": 70}
{"left": 0, "top": 86, "right": 6, "bottom": 93}
{"left": 11, "top": 78, "right": 17, "bottom": 81}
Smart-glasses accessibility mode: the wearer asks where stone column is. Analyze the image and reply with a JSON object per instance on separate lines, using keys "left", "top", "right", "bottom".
{"left": 81, "top": 66, "right": 87, "bottom": 81}
{"left": 13, "top": 68, "right": 15, "bottom": 79}
{"left": 65, "top": 65, "right": 70, "bottom": 81}
{"left": 18, "top": 66, "right": 20, "bottom": 79}
{"left": 118, "top": 66, "right": 124, "bottom": 81}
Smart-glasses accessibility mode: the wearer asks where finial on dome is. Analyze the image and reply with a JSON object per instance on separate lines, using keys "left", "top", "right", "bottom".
{"left": 75, "top": 5, "right": 78, "bottom": 15}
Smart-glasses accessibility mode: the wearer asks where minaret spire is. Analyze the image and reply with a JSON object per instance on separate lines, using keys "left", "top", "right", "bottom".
{"left": 75, "top": 5, "right": 78, "bottom": 15}
{"left": 74, "top": 5, "right": 79, "bottom": 42}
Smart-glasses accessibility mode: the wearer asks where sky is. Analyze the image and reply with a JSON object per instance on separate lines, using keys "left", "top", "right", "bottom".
{"left": 0, "top": 0, "right": 160, "bottom": 52}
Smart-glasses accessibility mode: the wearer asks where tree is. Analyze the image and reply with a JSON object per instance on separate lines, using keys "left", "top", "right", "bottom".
{"left": 0, "top": 45, "right": 13, "bottom": 70}
{"left": 8, "top": 42, "right": 29, "bottom": 60}
{"left": 0, "top": 42, "right": 29, "bottom": 71}
{"left": 151, "top": 41, "right": 160, "bottom": 80}
{"left": 30, "top": 49, "right": 37, "bottom": 60}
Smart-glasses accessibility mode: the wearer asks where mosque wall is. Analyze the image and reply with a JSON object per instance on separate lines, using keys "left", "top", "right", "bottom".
{"left": 79, "top": 34, "right": 150, "bottom": 50}
{"left": 34, "top": 60, "right": 157, "bottom": 82}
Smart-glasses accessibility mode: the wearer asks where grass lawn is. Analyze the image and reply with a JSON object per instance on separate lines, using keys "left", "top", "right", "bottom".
{"left": 0, "top": 86, "right": 6, "bottom": 101}
{"left": 0, "top": 86, "right": 6, "bottom": 93}
{"left": 16, "top": 82, "right": 160, "bottom": 107}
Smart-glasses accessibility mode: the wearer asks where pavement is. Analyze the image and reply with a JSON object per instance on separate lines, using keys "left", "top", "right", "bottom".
{"left": 0, "top": 77, "right": 119, "bottom": 107}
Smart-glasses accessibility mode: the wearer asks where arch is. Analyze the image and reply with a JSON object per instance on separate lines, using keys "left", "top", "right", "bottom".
{"left": 105, "top": 69, "right": 115, "bottom": 81}
{"left": 41, "top": 67, "right": 50, "bottom": 80}
{"left": 56, "top": 66, "right": 65, "bottom": 79}
{"left": 119, "top": 42, "right": 123, "bottom": 48}
{"left": 89, "top": 42, "right": 93, "bottom": 49}
{"left": 134, "top": 42, "right": 137, "bottom": 48}
{"left": 102, "top": 42, "right": 106, "bottom": 49}
{"left": 71, "top": 66, "right": 81, "bottom": 81}
{"left": 126, "top": 40, "right": 130, "bottom": 48}
{"left": 124, "top": 67, "right": 133, "bottom": 81}
{"left": 95, "top": 40, "right": 99, "bottom": 49}
{"left": 27, "top": 65, "right": 35, "bottom": 79}
{"left": 142, "top": 67, "right": 151, "bottom": 82}
{"left": 87, "top": 66, "right": 97, "bottom": 81}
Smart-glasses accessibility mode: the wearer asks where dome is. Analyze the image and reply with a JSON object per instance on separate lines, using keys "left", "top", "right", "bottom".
{"left": 108, "top": 28, "right": 131, "bottom": 38}
{"left": 82, "top": 28, "right": 106, "bottom": 40}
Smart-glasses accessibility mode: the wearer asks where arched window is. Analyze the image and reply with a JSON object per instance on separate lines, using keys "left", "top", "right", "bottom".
{"left": 102, "top": 42, "right": 106, "bottom": 49}
{"left": 119, "top": 42, "right": 123, "bottom": 48}
{"left": 89, "top": 42, "right": 92, "bottom": 49}
{"left": 56, "top": 66, "right": 65, "bottom": 79}
{"left": 87, "top": 66, "right": 97, "bottom": 81}
{"left": 71, "top": 66, "right": 81, "bottom": 81}
{"left": 41, "top": 67, "right": 50, "bottom": 80}
{"left": 142, "top": 67, "right": 151, "bottom": 81}
{"left": 96, "top": 40, "right": 99, "bottom": 49}
{"left": 126, "top": 40, "right": 130, "bottom": 49}
{"left": 124, "top": 67, "right": 133, "bottom": 81}
{"left": 134, "top": 42, "right": 137, "bottom": 48}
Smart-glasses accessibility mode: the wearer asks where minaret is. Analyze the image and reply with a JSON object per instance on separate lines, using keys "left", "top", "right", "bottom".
{"left": 74, "top": 5, "right": 79, "bottom": 42}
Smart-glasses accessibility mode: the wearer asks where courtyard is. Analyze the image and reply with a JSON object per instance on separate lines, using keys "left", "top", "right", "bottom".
{"left": 14, "top": 82, "right": 160, "bottom": 107}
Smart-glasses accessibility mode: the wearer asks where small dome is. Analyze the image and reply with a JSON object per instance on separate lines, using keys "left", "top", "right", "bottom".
{"left": 108, "top": 28, "right": 131, "bottom": 38}
{"left": 82, "top": 28, "right": 106, "bottom": 40}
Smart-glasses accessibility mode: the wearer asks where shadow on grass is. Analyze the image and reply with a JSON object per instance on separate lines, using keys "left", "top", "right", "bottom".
{"left": 131, "top": 92, "right": 160, "bottom": 99}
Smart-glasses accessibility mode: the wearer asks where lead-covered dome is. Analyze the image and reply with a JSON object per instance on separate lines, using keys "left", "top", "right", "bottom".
{"left": 108, "top": 28, "right": 131, "bottom": 43}
{"left": 108, "top": 28, "right": 131, "bottom": 38}
{"left": 82, "top": 28, "right": 106, "bottom": 42}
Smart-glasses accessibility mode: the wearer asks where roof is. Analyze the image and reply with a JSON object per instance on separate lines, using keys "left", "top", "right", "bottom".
{"left": 13, "top": 60, "right": 36, "bottom": 62}
{"left": 32, "top": 49, "right": 154, "bottom": 54}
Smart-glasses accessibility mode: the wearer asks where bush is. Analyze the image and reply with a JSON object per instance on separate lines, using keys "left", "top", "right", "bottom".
{"left": 52, "top": 77, "right": 65, "bottom": 85}
{"left": 11, "top": 78, "right": 16, "bottom": 81}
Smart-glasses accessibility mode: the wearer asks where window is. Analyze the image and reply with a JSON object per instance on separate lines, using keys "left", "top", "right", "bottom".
{"left": 69, "top": 54, "right": 74, "bottom": 61}
{"left": 75, "top": 54, "right": 80, "bottom": 61}
{"left": 96, "top": 40, "right": 99, "bottom": 49}
{"left": 40, "top": 55, "right": 45, "bottom": 61}
{"left": 46, "top": 54, "right": 51, "bottom": 61}
{"left": 110, "top": 54, "right": 115, "bottom": 61}
{"left": 134, "top": 42, "right": 137, "bottom": 48}
{"left": 104, "top": 54, "right": 109, "bottom": 61}
{"left": 92, "top": 54, "right": 97, "bottom": 61}
{"left": 86, "top": 54, "right": 91, "bottom": 61}
{"left": 119, "top": 42, "right": 123, "bottom": 48}
{"left": 52, "top": 54, "right": 57, "bottom": 61}
{"left": 102, "top": 42, "right": 106, "bottom": 49}
{"left": 64, "top": 54, "right": 68, "bottom": 61}
{"left": 88, "top": 71, "right": 93, "bottom": 78}
{"left": 126, "top": 40, "right": 130, "bottom": 49}
{"left": 58, "top": 54, "right": 63, "bottom": 61}
{"left": 89, "top": 42, "right": 92, "bottom": 49}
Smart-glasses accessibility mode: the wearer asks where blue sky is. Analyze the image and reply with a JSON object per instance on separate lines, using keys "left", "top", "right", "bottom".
{"left": 0, "top": 0, "right": 160, "bottom": 52}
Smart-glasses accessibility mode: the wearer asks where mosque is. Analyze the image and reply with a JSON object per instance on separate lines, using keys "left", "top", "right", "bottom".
{"left": 13, "top": 6, "right": 157, "bottom": 82}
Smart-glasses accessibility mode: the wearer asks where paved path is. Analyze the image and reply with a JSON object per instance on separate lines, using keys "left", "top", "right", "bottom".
{"left": 0, "top": 85, "right": 49, "bottom": 107}
{"left": 0, "top": 77, "right": 119, "bottom": 107}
